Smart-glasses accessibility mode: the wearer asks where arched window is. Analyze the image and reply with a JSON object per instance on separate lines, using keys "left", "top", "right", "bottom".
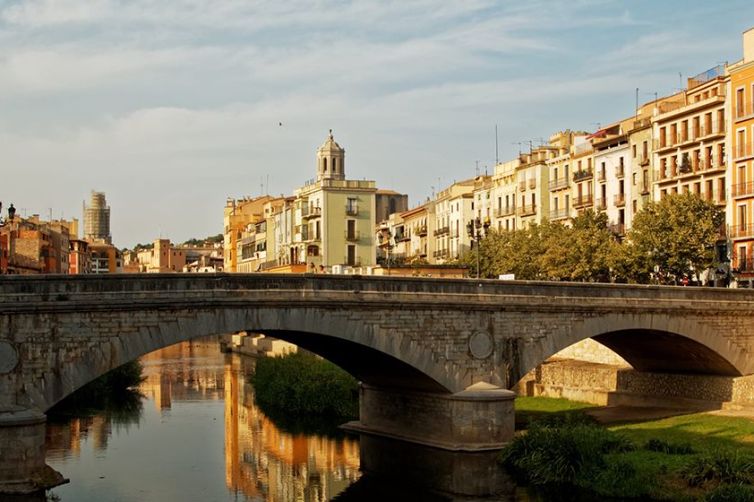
{"left": 323, "top": 158, "right": 328, "bottom": 172}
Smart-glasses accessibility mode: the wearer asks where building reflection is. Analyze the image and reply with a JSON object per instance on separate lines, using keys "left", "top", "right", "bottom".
{"left": 224, "top": 353, "right": 361, "bottom": 501}
{"left": 47, "top": 338, "right": 361, "bottom": 501}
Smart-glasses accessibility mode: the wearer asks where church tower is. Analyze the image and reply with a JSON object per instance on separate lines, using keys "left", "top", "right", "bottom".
{"left": 316, "top": 129, "right": 345, "bottom": 181}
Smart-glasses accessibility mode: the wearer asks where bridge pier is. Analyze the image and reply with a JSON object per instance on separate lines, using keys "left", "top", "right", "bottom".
{"left": 345, "top": 383, "right": 515, "bottom": 451}
{"left": 0, "top": 408, "right": 66, "bottom": 495}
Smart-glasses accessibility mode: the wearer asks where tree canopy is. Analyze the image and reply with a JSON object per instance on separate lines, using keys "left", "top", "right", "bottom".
{"left": 462, "top": 194, "right": 725, "bottom": 285}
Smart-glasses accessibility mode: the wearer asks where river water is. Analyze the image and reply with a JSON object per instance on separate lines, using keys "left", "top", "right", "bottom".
{"left": 45, "top": 340, "right": 364, "bottom": 502}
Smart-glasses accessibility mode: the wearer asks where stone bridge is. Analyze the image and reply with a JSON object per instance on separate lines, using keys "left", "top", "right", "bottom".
{"left": 2, "top": 273, "right": 754, "bottom": 494}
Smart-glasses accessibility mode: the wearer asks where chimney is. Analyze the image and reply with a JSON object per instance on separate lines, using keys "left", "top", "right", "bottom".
{"left": 744, "top": 27, "right": 754, "bottom": 63}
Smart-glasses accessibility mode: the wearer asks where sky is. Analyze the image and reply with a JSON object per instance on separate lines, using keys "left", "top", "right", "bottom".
{"left": 1, "top": 0, "right": 752, "bottom": 247}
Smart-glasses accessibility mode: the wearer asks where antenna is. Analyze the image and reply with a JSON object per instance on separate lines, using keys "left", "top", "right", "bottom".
{"left": 475, "top": 160, "right": 480, "bottom": 176}
{"left": 495, "top": 124, "right": 499, "bottom": 165}
{"left": 635, "top": 87, "right": 639, "bottom": 118}
{"left": 511, "top": 142, "right": 522, "bottom": 155}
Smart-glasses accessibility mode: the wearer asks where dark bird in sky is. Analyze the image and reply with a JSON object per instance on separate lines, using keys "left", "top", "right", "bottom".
{"left": 279, "top": 122, "right": 283, "bottom": 126}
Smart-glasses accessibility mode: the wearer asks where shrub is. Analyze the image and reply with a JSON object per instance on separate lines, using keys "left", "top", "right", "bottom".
{"left": 682, "top": 451, "right": 754, "bottom": 487}
{"left": 500, "top": 422, "right": 634, "bottom": 486}
{"left": 251, "top": 352, "right": 359, "bottom": 419}
{"left": 704, "top": 484, "right": 754, "bottom": 502}
{"left": 644, "top": 438, "right": 695, "bottom": 455}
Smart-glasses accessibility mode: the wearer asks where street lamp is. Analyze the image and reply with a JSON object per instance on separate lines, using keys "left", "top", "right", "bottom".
{"left": 466, "top": 217, "right": 490, "bottom": 279}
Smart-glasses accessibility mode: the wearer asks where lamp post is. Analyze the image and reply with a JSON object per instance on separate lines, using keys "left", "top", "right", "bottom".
{"left": 466, "top": 217, "right": 490, "bottom": 279}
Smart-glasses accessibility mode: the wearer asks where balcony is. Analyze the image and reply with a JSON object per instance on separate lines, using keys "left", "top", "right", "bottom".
{"left": 528, "top": 179, "right": 537, "bottom": 189}
{"left": 595, "top": 198, "right": 607, "bottom": 211}
{"left": 549, "top": 208, "right": 569, "bottom": 221}
{"left": 735, "top": 102, "right": 754, "bottom": 122}
{"left": 734, "top": 143, "right": 754, "bottom": 161}
{"left": 597, "top": 170, "right": 606, "bottom": 182}
{"left": 638, "top": 155, "right": 650, "bottom": 166}
{"left": 609, "top": 223, "right": 625, "bottom": 236}
{"left": 640, "top": 183, "right": 650, "bottom": 195}
{"left": 432, "top": 249, "right": 450, "bottom": 259}
{"left": 344, "top": 230, "right": 361, "bottom": 242}
{"left": 730, "top": 224, "right": 754, "bottom": 239}
{"left": 518, "top": 181, "right": 527, "bottom": 191}
{"left": 573, "top": 194, "right": 593, "bottom": 208}
{"left": 495, "top": 206, "right": 516, "bottom": 217}
{"left": 417, "top": 225, "right": 427, "bottom": 236}
{"left": 548, "top": 177, "right": 570, "bottom": 191}
{"left": 614, "top": 194, "right": 626, "bottom": 207}
{"left": 345, "top": 205, "right": 359, "bottom": 216}
{"left": 733, "top": 182, "right": 754, "bottom": 199}
{"left": 301, "top": 206, "right": 322, "bottom": 219}
{"left": 395, "top": 233, "right": 411, "bottom": 243}
{"left": 615, "top": 165, "right": 625, "bottom": 178}
{"left": 517, "top": 204, "right": 537, "bottom": 217}
{"left": 345, "top": 257, "right": 362, "bottom": 267}
{"left": 573, "top": 169, "right": 593, "bottom": 182}
{"left": 433, "top": 226, "right": 449, "bottom": 236}
{"left": 737, "top": 254, "right": 754, "bottom": 273}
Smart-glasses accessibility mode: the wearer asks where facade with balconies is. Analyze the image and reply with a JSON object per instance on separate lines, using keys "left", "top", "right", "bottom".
{"left": 432, "top": 179, "right": 475, "bottom": 263}
{"left": 728, "top": 28, "right": 754, "bottom": 284}
{"left": 515, "top": 147, "right": 550, "bottom": 228}
{"left": 653, "top": 66, "right": 729, "bottom": 211}
{"left": 491, "top": 157, "right": 519, "bottom": 232}
{"left": 571, "top": 136, "right": 595, "bottom": 216}
{"left": 592, "top": 120, "right": 631, "bottom": 236}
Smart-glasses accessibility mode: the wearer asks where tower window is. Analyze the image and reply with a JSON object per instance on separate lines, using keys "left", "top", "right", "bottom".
{"left": 333, "top": 158, "right": 337, "bottom": 173}
{"left": 323, "top": 158, "right": 327, "bottom": 172}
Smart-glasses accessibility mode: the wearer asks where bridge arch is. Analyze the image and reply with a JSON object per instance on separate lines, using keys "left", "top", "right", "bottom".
{"left": 37, "top": 306, "right": 458, "bottom": 412}
{"left": 518, "top": 312, "right": 749, "bottom": 385}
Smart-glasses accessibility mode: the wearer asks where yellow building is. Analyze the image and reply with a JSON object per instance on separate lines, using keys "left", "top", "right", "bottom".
{"left": 653, "top": 70, "right": 727, "bottom": 205}
{"left": 223, "top": 195, "right": 274, "bottom": 272}
{"left": 516, "top": 146, "right": 551, "bottom": 228}
{"left": 491, "top": 157, "right": 520, "bottom": 231}
{"left": 728, "top": 28, "right": 754, "bottom": 285}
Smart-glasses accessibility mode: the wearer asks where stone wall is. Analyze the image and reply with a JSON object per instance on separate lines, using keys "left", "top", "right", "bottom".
{"left": 520, "top": 359, "right": 754, "bottom": 410}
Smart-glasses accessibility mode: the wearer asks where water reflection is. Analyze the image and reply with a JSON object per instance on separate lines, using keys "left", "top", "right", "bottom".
{"left": 45, "top": 339, "right": 360, "bottom": 502}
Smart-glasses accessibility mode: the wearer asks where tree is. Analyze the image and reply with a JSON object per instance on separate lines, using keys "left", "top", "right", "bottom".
{"left": 563, "top": 211, "right": 620, "bottom": 282}
{"left": 623, "top": 193, "right": 724, "bottom": 284}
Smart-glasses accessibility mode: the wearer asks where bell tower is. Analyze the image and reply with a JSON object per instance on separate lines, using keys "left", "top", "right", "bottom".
{"left": 316, "top": 129, "right": 345, "bottom": 181}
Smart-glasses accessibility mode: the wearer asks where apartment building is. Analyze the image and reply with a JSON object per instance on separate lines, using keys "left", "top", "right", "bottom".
{"left": 729, "top": 27, "right": 754, "bottom": 282}
{"left": 491, "top": 158, "right": 520, "bottom": 231}
{"left": 592, "top": 121, "right": 631, "bottom": 235}
{"left": 516, "top": 147, "right": 550, "bottom": 228}
{"left": 572, "top": 136, "right": 595, "bottom": 215}
{"left": 223, "top": 195, "right": 274, "bottom": 272}
{"left": 432, "top": 179, "right": 475, "bottom": 263}
{"left": 654, "top": 68, "right": 728, "bottom": 206}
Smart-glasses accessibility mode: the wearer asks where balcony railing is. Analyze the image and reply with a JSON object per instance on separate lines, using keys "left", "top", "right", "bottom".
{"left": 518, "top": 181, "right": 527, "bottom": 191}
{"left": 395, "top": 233, "right": 410, "bottom": 242}
{"left": 548, "top": 177, "right": 570, "bottom": 191}
{"left": 654, "top": 122, "right": 727, "bottom": 151}
{"left": 528, "top": 179, "right": 537, "bottom": 189}
{"left": 614, "top": 194, "right": 626, "bottom": 207}
{"left": 345, "top": 257, "right": 362, "bottom": 267}
{"left": 573, "top": 194, "right": 593, "bottom": 208}
{"left": 344, "top": 230, "right": 361, "bottom": 242}
{"left": 573, "top": 169, "right": 593, "bottom": 182}
{"left": 597, "top": 170, "right": 606, "bottom": 182}
{"left": 736, "top": 254, "right": 754, "bottom": 273}
{"left": 640, "top": 182, "right": 650, "bottom": 195}
{"left": 638, "top": 154, "right": 650, "bottom": 166}
{"left": 549, "top": 208, "right": 569, "bottom": 221}
{"left": 345, "top": 205, "right": 359, "bottom": 216}
{"left": 433, "top": 226, "right": 449, "bottom": 236}
{"left": 495, "top": 206, "right": 516, "bottom": 217}
{"left": 517, "top": 204, "right": 537, "bottom": 217}
{"left": 730, "top": 224, "right": 754, "bottom": 239}
{"left": 595, "top": 198, "right": 607, "bottom": 210}
{"left": 432, "top": 249, "right": 450, "bottom": 259}
{"left": 417, "top": 225, "right": 427, "bottom": 236}
{"left": 301, "top": 206, "right": 321, "bottom": 219}
{"left": 616, "top": 165, "right": 625, "bottom": 178}
{"left": 733, "top": 182, "right": 754, "bottom": 198}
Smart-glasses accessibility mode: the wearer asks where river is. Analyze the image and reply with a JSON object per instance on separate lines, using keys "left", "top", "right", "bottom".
{"left": 45, "top": 339, "right": 366, "bottom": 502}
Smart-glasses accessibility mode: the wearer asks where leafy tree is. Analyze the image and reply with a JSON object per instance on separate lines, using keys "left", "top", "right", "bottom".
{"left": 623, "top": 193, "right": 724, "bottom": 284}
{"left": 566, "top": 211, "right": 620, "bottom": 282}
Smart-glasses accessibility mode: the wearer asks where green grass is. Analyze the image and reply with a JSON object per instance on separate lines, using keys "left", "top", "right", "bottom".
{"left": 511, "top": 397, "right": 754, "bottom": 500}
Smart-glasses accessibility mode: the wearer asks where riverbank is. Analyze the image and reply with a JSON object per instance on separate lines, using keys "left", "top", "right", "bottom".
{"left": 514, "top": 396, "right": 754, "bottom": 500}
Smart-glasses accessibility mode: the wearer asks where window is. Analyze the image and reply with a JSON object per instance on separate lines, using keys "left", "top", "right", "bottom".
{"left": 347, "top": 245, "right": 356, "bottom": 266}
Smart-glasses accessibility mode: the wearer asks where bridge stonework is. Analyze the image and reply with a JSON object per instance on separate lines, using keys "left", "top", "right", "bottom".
{"left": 2, "top": 274, "right": 754, "bottom": 494}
